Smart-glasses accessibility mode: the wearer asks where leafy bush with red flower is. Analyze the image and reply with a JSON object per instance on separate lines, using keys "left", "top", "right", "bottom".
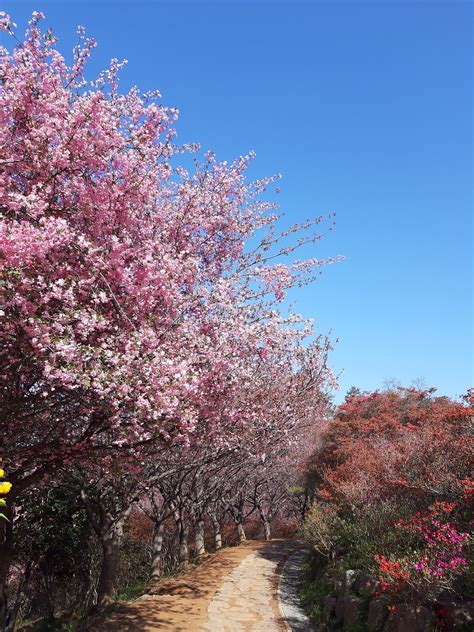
{"left": 374, "top": 502, "right": 470, "bottom": 602}
{"left": 303, "top": 386, "right": 473, "bottom": 610}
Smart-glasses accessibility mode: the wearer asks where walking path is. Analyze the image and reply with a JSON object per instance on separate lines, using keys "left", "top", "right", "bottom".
{"left": 93, "top": 539, "right": 312, "bottom": 631}
{"left": 203, "top": 539, "right": 302, "bottom": 632}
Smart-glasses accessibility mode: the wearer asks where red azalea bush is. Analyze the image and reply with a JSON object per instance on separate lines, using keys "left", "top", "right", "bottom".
{"left": 303, "top": 386, "right": 473, "bottom": 607}
{"left": 313, "top": 387, "right": 472, "bottom": 509}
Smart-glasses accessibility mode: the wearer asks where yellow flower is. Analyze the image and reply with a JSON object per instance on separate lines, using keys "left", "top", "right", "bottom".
{"left": 0, "top": 482, "right": 12, "bottom": 495}
{"left": 0, "top": 469, "right": 5, "bottom": 478}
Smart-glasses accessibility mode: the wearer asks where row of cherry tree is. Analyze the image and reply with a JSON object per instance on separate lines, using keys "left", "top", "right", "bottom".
{"left": 0, "top": 13, "right": 335, "bottom": 628}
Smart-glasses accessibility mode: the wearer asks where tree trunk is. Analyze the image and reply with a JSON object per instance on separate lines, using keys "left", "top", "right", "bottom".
{"left": 262, "top": 518, "right": 271, "bottom": 541}
{"left": 96, "top": 528, "right": 122, "bottom": 608}
{"left": 80, "top": 491, "right": 131, "bottom": 611}
{"left": 0, "top": 509, "right": 14, "bottom": 632}
{"left": 149, "top": 521, "right": 165, "bottom": 581}
{"left": 237, "top": 521, "right": 246, "bottom": 542}
{"left": 175, "top": 510, "right": 189, "bottom": 567}
{"left": 6, "top": 560, "right": 33, "bottom": 632}
{"left": 209, "top": 512, "right": 222, "bottom": 550}
{"left": 179, "top": 529, "right": 189, "bottom": 566}
{"left": 258, "top": 506, "right": 271, "bottom": 541}
{"left": 194, "top": 518, "right": 206, "bottom": 557}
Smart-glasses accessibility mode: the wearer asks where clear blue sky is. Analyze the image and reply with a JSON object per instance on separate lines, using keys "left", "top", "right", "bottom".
{"left": 3, "top": 1, "right": 472, "bottom": 402}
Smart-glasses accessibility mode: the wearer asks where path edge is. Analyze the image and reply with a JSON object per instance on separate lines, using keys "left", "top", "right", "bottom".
{"left": 276, "top": 547, "right": 314, "bottom": 632}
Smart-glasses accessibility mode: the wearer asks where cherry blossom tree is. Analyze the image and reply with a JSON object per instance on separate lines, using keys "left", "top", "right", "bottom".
{"left": 1, "top": 10, "right": 336, "bottom": 487}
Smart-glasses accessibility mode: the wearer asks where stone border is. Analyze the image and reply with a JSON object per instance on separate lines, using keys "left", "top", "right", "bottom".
{"left": 277, "top": 549, "right": 314, "bottom": 631}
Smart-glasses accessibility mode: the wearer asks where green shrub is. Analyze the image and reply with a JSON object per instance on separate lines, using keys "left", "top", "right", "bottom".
{"left": 301, "top": 502, "right": 352, "bottom": 561}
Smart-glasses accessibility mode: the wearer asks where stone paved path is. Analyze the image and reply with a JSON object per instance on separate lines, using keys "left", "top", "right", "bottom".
{"left": 203, "top": 540, "right": 305, "bottom": 632}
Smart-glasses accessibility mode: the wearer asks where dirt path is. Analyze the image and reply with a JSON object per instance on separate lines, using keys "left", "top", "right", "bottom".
{"left": 94, "top": 539, "right": 303, "bottom": 631}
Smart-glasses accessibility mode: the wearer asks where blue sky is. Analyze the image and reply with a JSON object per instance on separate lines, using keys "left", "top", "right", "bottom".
{"left": 3, "top": 1, "right": 472, "bottom": 402}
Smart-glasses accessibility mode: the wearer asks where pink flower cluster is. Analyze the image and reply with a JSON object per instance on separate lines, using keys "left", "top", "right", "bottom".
{"left": 375, "top": 502, "right": 470, "bottom": 598}
{"left": 0, "top": 13, "right": 337, "bottom": 486}
{"left": 398, "top": 503, "right": 469, "bottom": 579}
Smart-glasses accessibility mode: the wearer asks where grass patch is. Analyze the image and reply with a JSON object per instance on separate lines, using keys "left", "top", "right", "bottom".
{"left": 17, "top": 616, "right": 79, "bottom": 632}
{"left": 344, "top": 622, "right": 367, "bottom": 632}
{"left": 116, "top": 579, "right": 147, "bottom": 601}
{"left": 298, "top": 552, "right": 333, "bottom": 622}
